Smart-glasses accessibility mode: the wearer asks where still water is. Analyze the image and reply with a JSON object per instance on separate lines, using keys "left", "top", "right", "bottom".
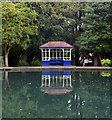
{"left": 2, "top": 71, "right": 111, "bottom": 118}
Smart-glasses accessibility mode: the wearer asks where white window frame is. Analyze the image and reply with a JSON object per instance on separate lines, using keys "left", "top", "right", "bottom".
{"left": 41, "top": 48, "right": 72, "bottom": 61}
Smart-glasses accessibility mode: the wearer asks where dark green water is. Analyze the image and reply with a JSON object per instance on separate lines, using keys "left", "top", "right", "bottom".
{"left": 2, "top": 71, "right": 111, "bottom": 118}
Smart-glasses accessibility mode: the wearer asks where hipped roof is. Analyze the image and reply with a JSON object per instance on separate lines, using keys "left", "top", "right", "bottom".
{"left": 40, "top": 41, "right": 73, "bottom": 48}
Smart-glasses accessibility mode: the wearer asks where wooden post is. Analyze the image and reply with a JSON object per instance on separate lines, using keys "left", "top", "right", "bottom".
{"left": 59, "top": 49, "right": 61, "bottom": 59}
{"left": 56, "top": 49, "right": 57, "bottom": 59}
{"left": 63, "top": 49, "right": 64, "bottom": 60}
{"left": 70, "top": 49, "right": 71, "bottom": 60}
{"left": 53, "top": 49, "right": 54, "bottom": 59}
{"left": 49, "top": 49, "right": 50, "bottom": 60}
{"left": 45, "top": 49, "right": 46, "bottom": 60}
{"left": 41, "top": 49, "right": 43, "bottom": 61}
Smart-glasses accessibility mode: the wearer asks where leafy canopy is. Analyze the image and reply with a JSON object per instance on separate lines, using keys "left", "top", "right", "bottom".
{"left": 76, "top": 3, "right": 112, "bottom": 53}
{"left": 2, "top": 2, "right": 38, "bottom": 50}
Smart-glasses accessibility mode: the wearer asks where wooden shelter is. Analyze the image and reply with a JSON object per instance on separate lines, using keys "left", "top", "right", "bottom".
{"left": 40, "top": 41, "right": 73, "bottom": 66}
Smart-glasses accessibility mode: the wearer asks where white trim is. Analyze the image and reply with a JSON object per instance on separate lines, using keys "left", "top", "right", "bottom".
{"left": 70, "top": 49, "right": 72, "bottom": 60}
{"left": 49, "top": 49, "right": 50, "bottom": 60}
{"left": 41, "top": 48, "right": 72, "bottom": 61}
{"left": 56, "top": 49, "right": 57, "bottom": 59}
{"left": 41, "top": 49, "right": 43, "bottom": 61}
{"left": 62, "top": 49, "right": 64, "bottom": 60}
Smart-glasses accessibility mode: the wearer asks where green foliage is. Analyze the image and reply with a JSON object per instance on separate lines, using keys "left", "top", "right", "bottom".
{"left": 31, "top": 57, "right": 42, "bottom": 66}
{"left": 101, "top": 59, "right": 111, "bottom": 67}
{"left": 76, "top": 3, "right": 112, "bottom": 54}
{"left": 2, "top": 2, "right": 112, "bottom": 66}
{"left": 2, "top": 2, "right": 38, "bottom": 66}
{"left": 31, "top": 2, "right": 83, "bottom": 46}
{"left": 2, "top": 2, "right": 38, "bottom": 49}
{"left": 17, "top": 60, "right": 29, "bottom": 66}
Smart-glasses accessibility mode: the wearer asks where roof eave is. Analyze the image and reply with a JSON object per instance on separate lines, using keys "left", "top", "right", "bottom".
{"left": 39, "top": 47, "right": 73, "bottom": 49}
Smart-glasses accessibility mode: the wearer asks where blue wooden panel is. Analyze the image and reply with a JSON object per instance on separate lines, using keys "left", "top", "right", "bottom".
{"left": 50, "top": 59, "right": 63, "bottom": 65}
{"left": 42, "top": 60, "right": 71, "bottom": 66}
{"left": 42, "top": 61, "right": 50, "bottom": 66}
{"left": 63, "top": 60, "right": 71, "bottom": 66}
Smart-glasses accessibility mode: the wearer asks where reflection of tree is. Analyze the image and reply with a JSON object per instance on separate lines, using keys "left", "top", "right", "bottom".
{"left": 2, "top": 72, "right": 41, "bottom": 118}
{"left": 3, "top": 85, "right": 40, "bottom": 118}
{"left": 3, "top": 72, "right": 10, "bottom": 91}
{"left": 38, "top": 92, "right": 84, "bottom": 118}
{"left": 71, "top": 71, "right": 111, "bottom": 118}
{"left": 2, "top": 71, "right": 111, "bottom": 118}
{"left": 101, "top": 71, "right": 111, "bottom": 77}
{"left": 0, "top": 71, "right": 2, "bottom": 120}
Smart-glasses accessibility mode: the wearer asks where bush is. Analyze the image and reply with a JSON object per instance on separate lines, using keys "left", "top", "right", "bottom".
{"left": 17, "top": 60, "right": 29, "bottom": 66}
{"left": 0, "top": 56, "right": 4, "bottom": 67}
{"left": 101, "top": 59, "right": 111, "bottom": 67}
{"left": 31, "top": 57, "right": 42, "bottom": 66}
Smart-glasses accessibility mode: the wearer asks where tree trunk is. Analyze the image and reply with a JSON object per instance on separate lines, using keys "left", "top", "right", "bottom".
{"left": 98, "top": 54, "right": 103, "bottom": 66}
{"left": 5, "top": 53, "right": 8, "bottom": 67}
{"left": 75, "top": 45, "right": 80, "bottom": 66}
{"left": 4, "top": 43, "right": 11, "bottom": 67}
{"left": 22, "top": 50, "right": 28, "bottom": 62}
{"left": 94, "top": 53, "right": 98, "bottom": 66}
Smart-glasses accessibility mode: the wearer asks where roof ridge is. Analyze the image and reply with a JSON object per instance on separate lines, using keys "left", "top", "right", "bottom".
{"left": 48, "top": 41, "right": 65, "bottom": 42}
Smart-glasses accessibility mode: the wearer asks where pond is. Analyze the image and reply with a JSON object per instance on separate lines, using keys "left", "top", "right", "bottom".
{"left": 1, "top": 70, "right": 111, "bottom": 118}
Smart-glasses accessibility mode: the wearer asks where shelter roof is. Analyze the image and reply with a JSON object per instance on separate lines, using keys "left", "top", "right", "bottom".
{"left": 40, "top": 41, "right": 73, "bottom": 48}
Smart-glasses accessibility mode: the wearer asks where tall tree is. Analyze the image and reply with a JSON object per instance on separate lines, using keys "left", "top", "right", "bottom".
{"left": 29, "top": 2, "right": 83, "bottom": 65}
{"left": 76, "top": 3, "right": 112, "bottom": 66}
{"left": 2, "top": 2, "right": 38, "bottom": 67}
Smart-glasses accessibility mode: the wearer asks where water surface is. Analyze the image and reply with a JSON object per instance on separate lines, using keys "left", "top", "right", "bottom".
{"left": 2, "top": 71, "right": 111, "bottom": 118}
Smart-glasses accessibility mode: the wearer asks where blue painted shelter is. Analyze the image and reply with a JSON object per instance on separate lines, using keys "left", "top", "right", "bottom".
{"left": 40, "top": 41, "right": 73, "bottom": 66}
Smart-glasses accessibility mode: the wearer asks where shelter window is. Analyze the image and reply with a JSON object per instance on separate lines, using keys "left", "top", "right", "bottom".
{"left": 63, "top": 49, "right": 71, "bottom": 60}
{"left": 50, "top": 49, "right": 63, "bottom": 59}
{"left": 42, "top": 49, "right": 49, "bottom": 60}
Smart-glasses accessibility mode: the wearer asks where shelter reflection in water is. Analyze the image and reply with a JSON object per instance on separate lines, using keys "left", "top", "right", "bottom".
{"left": 40, "top": 71, "right": 73, "bottom": 95}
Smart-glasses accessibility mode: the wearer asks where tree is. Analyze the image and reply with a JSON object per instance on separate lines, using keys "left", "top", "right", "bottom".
{"left": 2, "top": 2, "right": 38, "bottom": 67}
{"left": 29, "top": 2, "right": 83, "bottom": 65}
{"left": 76, "top": 3, "right": 112, "bottom": 66}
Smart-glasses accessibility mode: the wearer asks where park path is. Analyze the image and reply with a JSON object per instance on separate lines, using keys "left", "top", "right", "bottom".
{"left": 0, "top": 66, "right": 112, "bottom": 72}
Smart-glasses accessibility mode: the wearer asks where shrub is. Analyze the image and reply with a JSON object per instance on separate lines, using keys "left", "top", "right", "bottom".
{"left": 101, "top": 59, "right": 111, "bottom": 67}
{"left": 31, "top": 57, "right": 42, "bottom": 66}
{"left": 17, "top": 60, "right": 29, "bottom": 66}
